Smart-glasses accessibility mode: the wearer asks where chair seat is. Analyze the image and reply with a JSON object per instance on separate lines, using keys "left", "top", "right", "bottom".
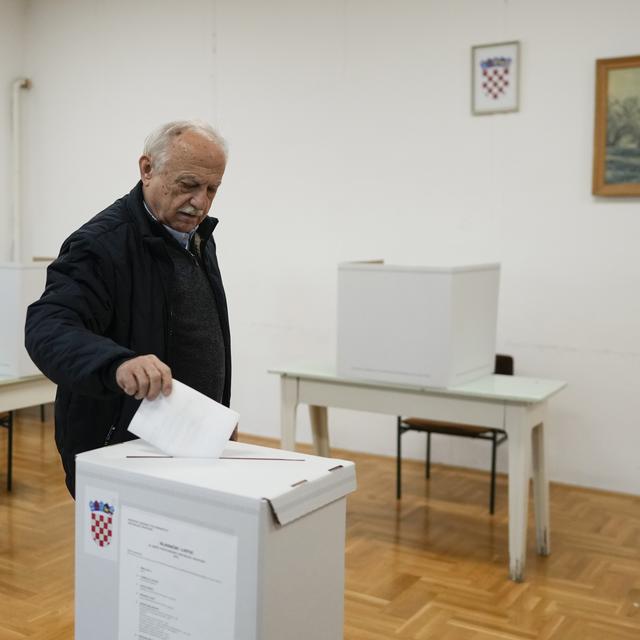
{"left": 401, "top": 417, "right": 500, "bottom": 437}
{"left": 397, "top": 355, "right": 513, "bottom": 514}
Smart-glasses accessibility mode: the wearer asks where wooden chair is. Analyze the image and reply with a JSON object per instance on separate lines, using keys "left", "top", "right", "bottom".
{"left": 396, "top": 354, "right": 513, "bottom": 514}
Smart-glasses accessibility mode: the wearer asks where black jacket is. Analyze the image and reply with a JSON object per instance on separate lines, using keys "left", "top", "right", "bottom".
{"left": 25, "top": 182, "right": 232, "bottom": 496}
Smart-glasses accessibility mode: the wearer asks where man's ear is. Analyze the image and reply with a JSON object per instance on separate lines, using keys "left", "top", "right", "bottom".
{"left": 139, "top": 155, "right": 153, "bottom": 184}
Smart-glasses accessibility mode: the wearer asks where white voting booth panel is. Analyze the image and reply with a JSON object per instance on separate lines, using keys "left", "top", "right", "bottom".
{"left": 337, "top": 261, "right": 500, "bottom": 387}
{"left": 75, "top": 440, "right": 356, "bottom": 640}
{"left": 0, "top": 263, "right": 47, "bottom": 377}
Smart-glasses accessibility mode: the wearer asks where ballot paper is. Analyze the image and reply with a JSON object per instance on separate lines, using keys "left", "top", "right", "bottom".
{"left": 128, "top": 379, "right": 239, "bottom": 458}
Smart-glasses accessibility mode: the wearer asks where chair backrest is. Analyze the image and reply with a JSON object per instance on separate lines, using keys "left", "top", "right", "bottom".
{"left": 494, "top": 354, "right": 514, "bottom": 376}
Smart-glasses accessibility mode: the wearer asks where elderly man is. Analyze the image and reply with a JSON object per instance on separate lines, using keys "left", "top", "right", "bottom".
{"left": 25, "top": 120, "right": 233, "bottom": 497}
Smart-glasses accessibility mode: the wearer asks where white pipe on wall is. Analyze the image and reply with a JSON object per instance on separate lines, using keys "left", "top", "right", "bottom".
{"left": 11, "top": 77, "right": 32, "bottom": 263}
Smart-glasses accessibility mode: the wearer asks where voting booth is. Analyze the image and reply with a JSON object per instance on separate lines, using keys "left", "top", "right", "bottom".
{"left": 337, "top": 261, "right": 500, "bottom": 387}
{"left": 75, "top": 440, "right": 356, "bottom": 640}
{"left": 0, "top": 263, "right": 47, "bottom": 377}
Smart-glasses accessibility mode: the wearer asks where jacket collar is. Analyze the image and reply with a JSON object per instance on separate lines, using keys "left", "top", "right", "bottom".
{"left": 126, "top": 181, "right": 219, "bottom": 244}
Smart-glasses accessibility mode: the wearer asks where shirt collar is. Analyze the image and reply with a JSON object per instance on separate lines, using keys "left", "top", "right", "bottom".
{"left": 143, "top": 200, "right": 197, "bottom": 250}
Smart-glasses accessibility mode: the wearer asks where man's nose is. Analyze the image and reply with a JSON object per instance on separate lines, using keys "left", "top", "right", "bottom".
{"left": 190, "top": 186, "right": 209, "bottom": 211}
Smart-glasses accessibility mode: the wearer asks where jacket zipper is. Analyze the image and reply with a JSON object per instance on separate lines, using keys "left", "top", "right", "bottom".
{"left": 104, "top": 396, "right": 125, "bottom": 446}
{"left": 104, "top": 423, "right": 117, "bottom": 446}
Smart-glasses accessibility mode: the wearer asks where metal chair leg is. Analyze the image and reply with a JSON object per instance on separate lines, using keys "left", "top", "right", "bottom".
{"left": 396, "top": 417, "right": 402, "bottom": 500}
{"left": 426, "top": 431, "right": 431, "bottom": 479}
{"left": 490, "top": 430, "right": 497, "bottom": 514}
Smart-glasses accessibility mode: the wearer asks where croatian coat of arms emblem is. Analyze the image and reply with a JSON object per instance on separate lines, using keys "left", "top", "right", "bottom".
{"left": 480, "top": 55, "right": 512, "bottom": 100}
{"left": 89, "top": 500, "right": 115, "bottom": 547}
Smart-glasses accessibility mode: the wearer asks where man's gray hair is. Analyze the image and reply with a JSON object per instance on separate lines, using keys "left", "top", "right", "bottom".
{"left": 143, "top": 120, "right": 228, "bottom": 170}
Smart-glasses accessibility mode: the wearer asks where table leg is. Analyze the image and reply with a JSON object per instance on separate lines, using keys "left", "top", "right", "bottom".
{"left": 504, "top": 405, "right": 532, "bottom": 582}
{"left": 280, "top": 376, "right": 299, "bottom": 452}
{"left": 309, "top": 405, "right": 330, "bottom": 458}
{"left": 531, "top": 421, "right": 550, "bottom": 556}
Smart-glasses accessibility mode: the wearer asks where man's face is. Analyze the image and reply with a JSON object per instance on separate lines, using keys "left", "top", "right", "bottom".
{"left": 139, "top": 130, "right": 226, "bottom": 233}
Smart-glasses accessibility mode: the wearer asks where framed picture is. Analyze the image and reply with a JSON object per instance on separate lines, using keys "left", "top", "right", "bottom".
{"left": 592, "top": 55, "right": 640, "bottom": 196}
{"left": 471, "top": 41, "right": 520, "bottom": 115}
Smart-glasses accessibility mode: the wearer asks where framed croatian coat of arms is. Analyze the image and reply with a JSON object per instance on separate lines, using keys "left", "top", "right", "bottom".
{"left": 472, "top": 41, "right": 520, "bottom": 115}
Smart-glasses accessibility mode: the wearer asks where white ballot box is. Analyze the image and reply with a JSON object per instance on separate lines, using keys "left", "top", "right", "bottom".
{"left": 75, "top": 440, "right": 357, "bottom": 640}
{"left": 0, "top": 263, "right": 48, "bottom": 377}
{"left": 337, "top": 261, "right": 500, "bottom": 387}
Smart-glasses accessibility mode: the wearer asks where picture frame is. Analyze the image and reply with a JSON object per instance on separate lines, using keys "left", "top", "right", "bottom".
{"left": 471, "top": 41, "right": 520, "bottom": 115}
{"left": 592, "top": 55, "right": 640, "bottom": 197}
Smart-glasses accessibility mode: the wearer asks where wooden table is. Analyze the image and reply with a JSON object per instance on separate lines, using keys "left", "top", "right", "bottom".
{"left": 0, "top": 374, "right": 57, "bottom": 489}
{"left": 269, "top": 364, "right": 566, "bottom": 581}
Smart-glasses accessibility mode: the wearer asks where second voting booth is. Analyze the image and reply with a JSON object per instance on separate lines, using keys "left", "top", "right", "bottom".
{"left": 337, "top": 261, "right": 500, "bottom": 388}
{"left": 75, "top": 440, "right": 356, "bottom": 640}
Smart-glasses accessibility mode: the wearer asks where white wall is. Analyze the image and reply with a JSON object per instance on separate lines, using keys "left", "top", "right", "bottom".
{"left": 8, "top": 0, "right": 640, "bottom": 494}
{"left": 0, "top": 0, "right": 27, "bottom": 261}
{"left": 21, "top": 0, "right": 220, "bottom": 258}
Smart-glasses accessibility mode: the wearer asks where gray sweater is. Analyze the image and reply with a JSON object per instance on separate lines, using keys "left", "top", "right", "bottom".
{"left": 165, "top": 235, "right": 226, "bottom": 403}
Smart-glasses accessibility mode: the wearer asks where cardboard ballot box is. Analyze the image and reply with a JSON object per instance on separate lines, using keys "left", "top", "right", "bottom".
{"left": 337, "top": 261, "right": 500, "bottom": 387}
{"left": 75, "top": 440, "right": 357, "bottom": 640}
{"left": 0, "top": 263, "right": 47, "bottom": 377}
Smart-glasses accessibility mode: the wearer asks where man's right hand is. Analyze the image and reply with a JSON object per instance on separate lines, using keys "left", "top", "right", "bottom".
{"left": 116, "top": 355, "right": 172, "bottom": 400}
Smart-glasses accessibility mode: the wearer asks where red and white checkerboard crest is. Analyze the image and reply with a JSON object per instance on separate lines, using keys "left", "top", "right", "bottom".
{"left": 89, "top": 500, "right": 115, "bottom": 547}
{"left": 480, "top": 56, "right": 512, "bottom": 100}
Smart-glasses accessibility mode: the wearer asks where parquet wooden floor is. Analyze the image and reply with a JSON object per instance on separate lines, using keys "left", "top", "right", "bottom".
{"left": 0, "top": 408, "right": 638, "bottom": 639}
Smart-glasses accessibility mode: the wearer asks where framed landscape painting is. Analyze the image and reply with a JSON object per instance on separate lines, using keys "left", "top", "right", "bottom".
{"left": 592, "top": 55, "right": 640, "bottom": 196}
